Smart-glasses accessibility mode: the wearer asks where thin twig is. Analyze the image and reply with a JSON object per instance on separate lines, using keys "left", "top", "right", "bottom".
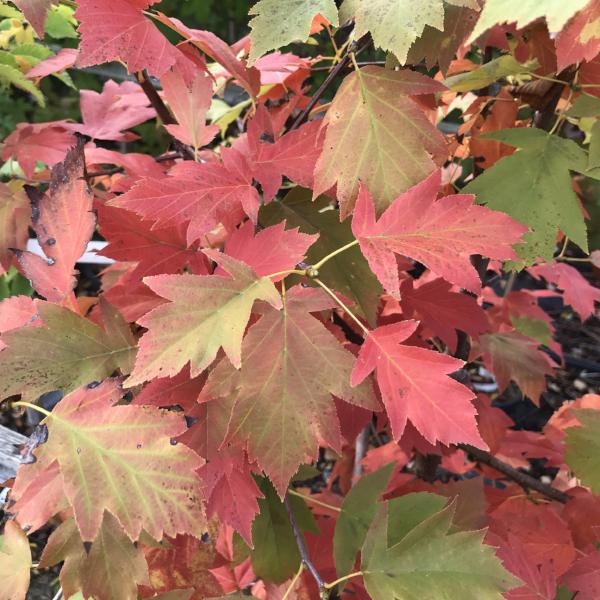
{"left": 458, "top": 444, "right": 570, "bottom": 504}
{"left": 289, "top": 34, "right": 371, "bottom": 131}
{"left": 284, "top": 494, "right": 327, "bottom": 593}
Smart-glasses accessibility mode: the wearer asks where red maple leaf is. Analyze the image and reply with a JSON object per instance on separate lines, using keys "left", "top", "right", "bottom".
{"left": 1, "top": 121, "right": 77, "bottom": 178}
{"left": 216, "top": 221, "right": 317, "bottom": 280}
{"left": 97, "top": 203, "right": 209, "bottom": 282}
{"left": 530, "top": 262, "right": 600, "bottom": 320}
{"left": 13, "top": 0, "right": 53, "bottom": 37}
{"left": 74, "top": 80, "right": 156, "bottom": 141}
{"left": 555, "top": 1, "right": 600, "bottom": 70}
{"left": 111, "top": 149, "right": 260, "bottom": 244}
{"left": 75, "top": 0, "right": 180, "bottom": 76}
{"left": 161, "top": 67, "right": 218, "bottom": 152}
{"left": 16, "top": 140, "right": 95, "bottom": 303}
{"left": 154, "top": 14, "right": 260, "bottom": 98}
{"left": 351, "top": 320, "right": 487, "bottom": 448}
{"left": 352, "top": 171, "right": 527, "bottom": 294}
{"left": 399, "top": 277, "right": 490, "bottom": 351}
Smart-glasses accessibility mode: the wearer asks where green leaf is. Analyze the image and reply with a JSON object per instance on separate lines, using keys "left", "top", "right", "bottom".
{"left": 340, "top": 0, "right": 478, "bottom": 64}
{"left": 566, "top": 94, "right": 600, "bottom": 118}
{"left": 0, "top": 62, "right": 44, "bottom": 105}
{"left": 11, "top": 42, "right": 51, "bottom": 61}
{"left": 565, "top": 409, "right": 600, "bottom": 494}
{"left": 467, "top": 0, "right": 590, "bottom": 44}
{"left": 247, "top": 0, "right": 338, "bottom": 64}
{"left": 361, "top": 495, "right": 520, "bottom": 599}
{"left": 511, "top": 315, "right": 552, "bottom": 344}
{"left": 250, "top": 477, "right": 318, "bottom": 583}
{"left": 260, "top": 187, "right": 382, "bottom": 325}
{"left": 444, "top": 56, "right": 539, "bottom": 93}
{"left": 44, "top": 4, "right": 77, "bottom": 39}
{"left": 464, "top": 128, "right": 589, "bottom": 263}
{"left": 386, "top": 492, "right": 447, "bottom": 546}
{"left": 334, "top": 463, "right": 394, "bottom": 577}
{"left": 0, "top": 301, "right": 136, "bottom": 401}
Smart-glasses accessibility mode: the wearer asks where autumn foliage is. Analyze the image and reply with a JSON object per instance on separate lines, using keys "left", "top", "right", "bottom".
{"left": 1, "top": 1, "right": 600, "bottom": 599}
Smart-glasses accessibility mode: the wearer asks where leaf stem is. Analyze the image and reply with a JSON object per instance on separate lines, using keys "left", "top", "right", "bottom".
{"left": 530, "top": 73, "right": 569, "bottom": 86}
{"left": 267, "top": 269, "right": 308, "bottom": 279}
{"left": 324, "top": 571, "right": 364, "bottom": 590}
{"left": 13, "top": 402, "right": 51, "bottom": 417}
{"left": 287, "top": 488, "right": 341, "bottom": 513}
{"left": 312, "top": 240, "right": 359, "bottom": 270}
{"left": 282, "top": 562, "right": 304, "bottom": 600}
{"left": 313, "top": 278, "right": 370, "bottom": 335}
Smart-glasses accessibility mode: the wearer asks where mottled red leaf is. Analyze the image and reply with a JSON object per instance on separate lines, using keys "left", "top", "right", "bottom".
{"left": 351, "top": 320, "right": 487, "bottom": 449}
{"left": 530, "top": 262, "right": 600, "bottom": 320}
{"left": 399, "top": 277, "right": 489, "bottom": 351}
{"left": 352, "top": 172, "right": 527, "bottom": 294}
{"left": 75, "top": 0, "right": 180, "bottom": 76}
{"left": 216, "top": 221, "right": 317, "bottom": 281}
{"left": 74, "top": 80, "right": 155, "bottom": 141}
{"left": 17, "top": 139, "right": 95, "bottom": 303}
{"left": 111, "top": 149, "right": 260, "bottom": 245}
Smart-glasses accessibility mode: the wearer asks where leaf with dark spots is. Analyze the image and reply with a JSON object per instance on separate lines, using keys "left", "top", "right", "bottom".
{"left": 17, "top": 138, "right": 95, "bottom": 303}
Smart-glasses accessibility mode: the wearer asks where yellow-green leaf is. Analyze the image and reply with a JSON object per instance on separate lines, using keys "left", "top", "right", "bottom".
{"left": 565, "top": 409, "right": 600, "bottom": 494}
{"left": 126, "top": 251, "right": 282, "bottom": 386}
{"left": 0, "top": 521, "right": 31, "bottom": 600}
{"left": 27, "top": 380, "right": 206, "bottom": 542}
{"left": 0, "top": 62, "right": 44, "bottom": 105}
{"left": 444, "top": 56, "right": 539, "bottom": 93}
{"left": 313, "top": 66, "right": 447, "bottom": 218}
{"left": 248, "top": 0, "right": 338, "bottom": 64}
{"left": 341, "top": 0, "right": 479, "bottom": 64}
{"left": 467, "top": 0, "right": 589, "bottom": 43}
{"left": 0, "top": 301, "right": 136, "bottom": 402}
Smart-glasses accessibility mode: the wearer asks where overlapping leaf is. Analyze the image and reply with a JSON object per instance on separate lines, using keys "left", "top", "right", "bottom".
{"left": 341, "top": 0, "right": 479, "bottom": 64}
{"left": 111, "top": 149, "right": 261, "bottom": 245}
{"left": 334, "top": 464, "right": 394, "bottom": 577}
{"left": 248, "top": 0, "right": 338, "bottom": 64}
{"left": 161, "top": 67, "right": 218, "bottom": 154}
{"left": 75, "top": 0, "right": 179, "bottom": 76}
{"left": 0, "top": 300, "right": 135, "bottom": 401}
{"left": 352, "top": 320, "right": 486, "bottom": 448}
{"left": 565, "top": 409, "right": 600, "bottom": 494}
{"left": 361, "top": 494, "right": 519, "bottom": 599}
{"left": 205, "top": 286, "right": 378, "bottom": 495}
{"left": 353, "top": 172, "right": 527, "bottom": 294}
{"left": 16, "top": 139, "right": 95, "bottom": 302}
{"left": 467, "top": 0, "right": 589, "bottom": 43}
{"left": 127, "top": 252, "right": 282, "bottom": 386}
{"left": 465, "top": 128, "right": 591, "bottom": 262}
{"left": 39, "top": 514, "right": 149, "bottom": 600}
{"left": 260, "top": 187, "right": 382, "bottom": 324}
{"left": 0, "top": 521, "right": 31, "bottom": 600}
{"left": 22, "top": 379, "right": 206, "bottom": 541}
{"left": 313, "top": 66, "right": 447, "bottom": 218}
{"left": 479, "top": 331, "right": 555, "bottom": 403}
